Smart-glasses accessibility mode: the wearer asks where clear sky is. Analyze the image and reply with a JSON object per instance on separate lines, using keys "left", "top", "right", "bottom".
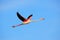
{"left": 0, "top": 0, "right": 60, "bottom": 40}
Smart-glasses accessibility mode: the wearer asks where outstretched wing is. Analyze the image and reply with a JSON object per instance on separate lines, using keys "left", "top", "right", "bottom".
{"left": 17, "top": 12, "right": 26, "bottom": 22}
{"left": 27, "top": 14, "right": 33, "bottom": 19}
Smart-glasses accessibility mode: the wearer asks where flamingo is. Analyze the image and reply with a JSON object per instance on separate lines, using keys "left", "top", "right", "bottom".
{"left": 12, "top": 12, "right": 45, "bottom": 28}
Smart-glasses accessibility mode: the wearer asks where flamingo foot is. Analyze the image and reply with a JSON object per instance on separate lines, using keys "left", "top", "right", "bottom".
{"left": 40, "top": 18, "right": 45, "bottom": 20}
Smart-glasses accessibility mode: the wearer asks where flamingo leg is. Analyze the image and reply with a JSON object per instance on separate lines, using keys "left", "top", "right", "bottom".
{"left": 31, "top": 18, "right": 45, "bottom": 22}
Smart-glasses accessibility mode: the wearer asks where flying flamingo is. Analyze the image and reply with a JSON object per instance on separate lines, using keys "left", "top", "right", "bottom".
{"left": 12, "top": 12, "right": 45, "bottom": 28}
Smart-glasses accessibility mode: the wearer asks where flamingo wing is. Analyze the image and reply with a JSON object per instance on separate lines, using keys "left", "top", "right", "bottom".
{"left": 27, "top": 14, "right": 33, "bottom": 19}
{"left": 17, "top": 12, "right": 26, "bottom": 22}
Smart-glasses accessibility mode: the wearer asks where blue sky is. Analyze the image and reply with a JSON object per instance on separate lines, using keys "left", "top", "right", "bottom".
{"left": 0, "top": 0, "right": 60, "bottom": 40}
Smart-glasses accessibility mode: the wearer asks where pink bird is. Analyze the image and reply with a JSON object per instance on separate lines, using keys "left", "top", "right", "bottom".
{"left": 12, "top": 12, "right": 45, "bottom": 28}
{"left": 12, "top": 12, "right": 33, "bottom": 28}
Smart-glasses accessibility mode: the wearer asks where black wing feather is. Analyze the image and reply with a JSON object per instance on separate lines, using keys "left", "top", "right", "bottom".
{"left": 17, "top": 12, "right": 26, "bottom": 22}
{"left": 27, "top": 14, "right": 33, "bottom": 19}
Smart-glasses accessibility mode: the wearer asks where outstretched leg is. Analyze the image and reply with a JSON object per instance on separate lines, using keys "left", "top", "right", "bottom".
{"left": 31, "top": 18, "right": 45, "bottom": 22}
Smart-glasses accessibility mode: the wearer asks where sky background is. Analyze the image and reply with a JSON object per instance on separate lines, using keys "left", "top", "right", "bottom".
{"left": 0, "top": 0, "right": 60, "bottom": 40}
